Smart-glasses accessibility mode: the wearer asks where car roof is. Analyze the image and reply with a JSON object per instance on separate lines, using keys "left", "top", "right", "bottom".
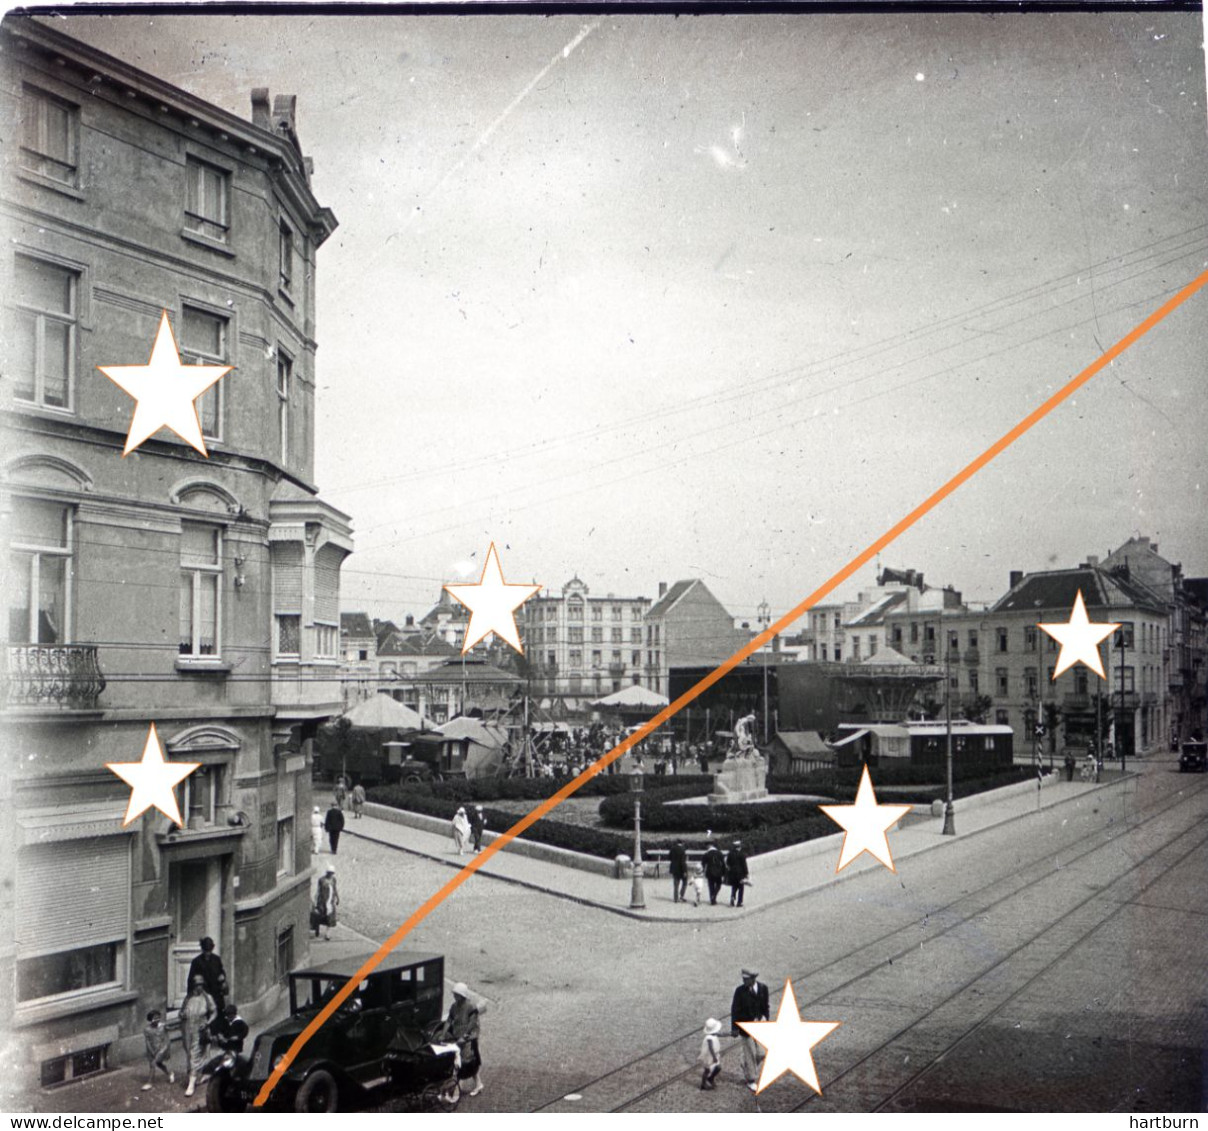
{"left": 291, "top": 951, "right": 444, "bottom": 980}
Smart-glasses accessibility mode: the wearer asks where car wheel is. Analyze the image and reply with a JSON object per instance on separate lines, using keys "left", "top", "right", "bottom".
{"left": 404, "top": 773, "right": 422, "bottom": 785}
{"left": 206, "top": 1074, "right": 248, "bottom": 1113}
{"left": 295, "top": 1069, "right": 339, "bottom": 1113}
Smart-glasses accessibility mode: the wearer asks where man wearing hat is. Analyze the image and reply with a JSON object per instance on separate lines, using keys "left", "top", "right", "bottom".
{"left": 439, "top": 982, "right": 484, "bottom": 1098}
{"left": 726, "top": 840, "right": 750, "bottom": 907}
{"left": 313, "top": 864, "right": 339, "bottom": 940}
{"left": 702, "top": 840, "right": 727, "bottom": 906}
{"left": 186, "top": 935, "right": 228, "bottom": 1013}
{"left": 469, "top": 805, "right": 487, "bottom": 853}
{"left": 730, "top": 967, "right": 770, "bottom": 1090}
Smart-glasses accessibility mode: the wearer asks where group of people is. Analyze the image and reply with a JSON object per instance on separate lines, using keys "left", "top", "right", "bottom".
{"left": 668, "top": 839, "right": 750, "bottom": 907}
{"left": 450, "top": 805, "right": 487, "bottom": 854}
{"left": 698, "top": 967, "right": 771, "bottom": 1092}
{"left": 141, "top": 936, "right": 249, "bottom": 1100}
{"left": 311, "top": 778, "right": 367, "bottom": 856}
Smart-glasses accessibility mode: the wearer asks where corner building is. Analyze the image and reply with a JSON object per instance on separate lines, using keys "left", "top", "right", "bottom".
{"left": 1, "top": 19, "right": 349, "bottom": 1088}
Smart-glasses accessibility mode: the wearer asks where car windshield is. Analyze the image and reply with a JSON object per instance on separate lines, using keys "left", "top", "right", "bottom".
{"left": 292, "top": 975, "right": 356, "bottom": 1014}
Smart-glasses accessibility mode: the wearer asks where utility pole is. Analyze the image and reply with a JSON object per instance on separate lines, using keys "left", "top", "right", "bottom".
{"left": 942, "top": 637, "right": 956, "bottom": 835}
{"left": 1119, "top": 626, "right": 1127, "bottom": 775}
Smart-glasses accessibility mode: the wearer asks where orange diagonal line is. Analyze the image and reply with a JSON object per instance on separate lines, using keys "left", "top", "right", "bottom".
{"left": 254, "top": 265, "right": 1208, "bottom": 1107}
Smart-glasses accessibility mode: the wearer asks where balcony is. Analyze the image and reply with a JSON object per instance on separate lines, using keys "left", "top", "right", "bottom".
{"left": 4, "top": 644, "right": 106, "bottom": 710}
{"left": 1062, "top": 694, "right": 1092, "bottom": 712}
{"left": 272, "top": 663, "right": 343, "bottom": 720}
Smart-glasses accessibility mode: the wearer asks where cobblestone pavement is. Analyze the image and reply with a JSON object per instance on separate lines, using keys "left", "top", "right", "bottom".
{"left": 22, "top": 757, "right": 1205, "bottom": 1114}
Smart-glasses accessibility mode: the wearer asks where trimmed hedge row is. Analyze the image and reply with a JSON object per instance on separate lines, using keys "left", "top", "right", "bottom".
{"left": 598, "top": 789, "right": 822, "bottom": 833}
{"left": 391, "top": 773, "right": 715, "bottom": 803}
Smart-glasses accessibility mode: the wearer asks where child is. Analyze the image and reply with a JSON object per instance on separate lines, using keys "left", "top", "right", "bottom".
{"left": 142, "top": 1010, "right": 174, "bottom": 1090}
{"left": 690, "top": 861, "right": 705, "bottom": 907}
{"left": 698, "top": 1017, "right": 722, "bottom": 1090}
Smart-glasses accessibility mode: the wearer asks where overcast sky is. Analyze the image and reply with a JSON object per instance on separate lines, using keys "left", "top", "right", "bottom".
{"left": 49, "top": 10, "right": 1208, "bottom": 625}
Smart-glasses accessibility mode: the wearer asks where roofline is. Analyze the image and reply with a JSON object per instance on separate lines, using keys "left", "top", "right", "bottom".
{"left": 6, "top": 17, "right": 338, "bottom": 245}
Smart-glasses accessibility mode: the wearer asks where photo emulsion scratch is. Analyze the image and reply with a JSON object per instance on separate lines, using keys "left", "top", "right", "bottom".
{"left": 1, "top": 7, "right": 1205, "bottom": 1120}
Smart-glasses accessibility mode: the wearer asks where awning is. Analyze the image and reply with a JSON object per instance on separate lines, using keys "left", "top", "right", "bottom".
{"left": 830, "top": 729, "right": 869, "bottom": 748}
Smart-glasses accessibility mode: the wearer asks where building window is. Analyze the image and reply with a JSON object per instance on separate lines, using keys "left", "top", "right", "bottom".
{"left": 276, "top": 350, "right": 292, "bottom": 463}
{"left": 948, "top": 631, "right": 959, "bottom": 654}
{"left": 275, "top": 927, "right": 294, "bottom": 985}
{"left": 39, "top": 1045, "right": 108, "bottom": 1088}
{"left": 9, "top": 499, "right": 72, "bottom": 644}
{"left": 909, "top": 622, "right": 918, "bottom": 643}
{"left": 568, "top": 650, "right": 582, "bottom": 668}
{"left": 852, "top": 637, "right": 861, "bottom": 660}
{"left": 924, "top": 624, "right": 936, "bottom": 643}
{"left": 1114, "top": 622, "right": 1135, "bottom": 650}
{"left": 568, "top": 627, "right": 583, "bottom": 644}
{"left": 546, "top": 651, "right": 556, "bottom": 668}
{"left": 181, "top": 305, "right": 228, "bottom": 441}
{"left": 180, "top": 523, "right": 222, "bottom": 657}
{"left": 834, "top": 645, "right": 842, "bottom": 661}
{"left": 184, "top": 157, "right": 230, "bottom": 242}
{"left": 996, "top": 667, "right": 1009, "bottom": 695}
{"left": 181, "top": 763, "right": 224, "bottom": 826}
{"left": 276, "top": 614, "right": 301, "bottom": 657}
{"left": 568, "top": 600, "right": 583, "bottom": 622}
{"left": 996, "top": 627, "right": 1009, "bottom": 652}
{"left": 1118, "top": 666, "right": 1136, "bottom": 693}
{"left": 870, "top": 638, "right": 879, "bottom": 657}
{"left": 591, "top": 650, "right": 602, "bottom": 667}
{"left": 591, "top": 627, "right": 602, "bottom": 643}
{"left": 591, "top": 606, "right": 602, "bottom": 622}
{"left": 891, "top": 626, "right": 902, "bottom": 645}
{"left": 1025, "top": 667, "right": 1038, "bottom": 698}
{"left": 21, "top": 86, "right": 78, "bottom": 185}
{"left": 611, "top": 650, "right": 621, "bottom": 663}
{"left": 995, "top": 709, "right": 1010, "bottom": 726}
{"left": 631, "top": 651, "right": 640, "bottom": 665}
{"left": 277, "top": 817, "right": 295, "bottom": 876}
{"left": 631, "top": 628, "right": 641, "bottom": 644}
{"left": 315, "top": 623, "right": 339, "bottom": 658}
{"left": 17, "top": 942, "right": 119, "bottom": 1006}
{"left": 612, "top": 605, "right": 623, "bottom": 621}
{"left": 1024, "top": 625, "right": 1038, "bottom": 650}
{"left": 279, "top": 222, "right": 294, "bottom": 294}
{"left": 13, "top": 255, "right": 77, "bottom": 410}
{"left": 969, "top": 670, "right": 979, "bottom": 695}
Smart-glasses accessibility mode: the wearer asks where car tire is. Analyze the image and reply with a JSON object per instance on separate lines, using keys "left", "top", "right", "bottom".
{"left": 206, "top": 1074, "right": 248, "bottom": 1113}
{"left": 295, "top": 1069, "right": 339, "bottom": 1113}
{"left": 421, "top": 1079, "right": 460, "bottom": 1112}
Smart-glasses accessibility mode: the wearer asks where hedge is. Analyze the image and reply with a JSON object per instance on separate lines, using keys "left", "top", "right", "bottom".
{"left": 378, "top": 773, "right": 714, "bottom": 804}
{"left": 598, "top": 789, "right": 821, "bottom": 833}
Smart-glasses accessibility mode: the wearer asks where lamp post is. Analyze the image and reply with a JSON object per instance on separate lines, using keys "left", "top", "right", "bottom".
{"left": 757, "top": 600, "right": 771, "bottom": 744}
{"left": 1118, "top": 626, "right": 1127, "bottom": 775}
{"left": 629, "top": 767, "right": 646, "bottom": 909}
{"left": 942, "top": 636, "right": 956, "bottom": 836}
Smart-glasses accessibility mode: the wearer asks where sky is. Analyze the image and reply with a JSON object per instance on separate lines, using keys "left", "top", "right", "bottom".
{"left": 44, "top": 9, "right": 1208, "bottom": 626}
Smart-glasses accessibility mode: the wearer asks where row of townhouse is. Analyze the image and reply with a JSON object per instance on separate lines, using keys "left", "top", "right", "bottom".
{"left": 2, "top": 20, "right": 349, "bottom": 1089}
{"left": 793, "top": 539, "right": 1207, "bottom": 756}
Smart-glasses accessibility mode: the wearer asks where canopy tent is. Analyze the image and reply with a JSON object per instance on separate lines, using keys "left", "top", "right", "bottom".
{"left": 591, "top": 685, "right": 671, "bottom": 710}
{"left": 342, "top": 694, "right": 425, "bottom": 730}
{"left": 435, "top": 716, "right": 508, "bottom": 748}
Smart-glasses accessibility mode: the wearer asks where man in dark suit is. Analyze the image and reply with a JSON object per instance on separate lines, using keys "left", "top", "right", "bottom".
{"left": 702, "top": 842, "right": 726, "bottom": 906}
{"left": 726, "top": 840, "right": 750, "bottom": 907}
{"left": 730, "top": 967, "right": 770, "bottom": 1089}
{"left": 669, "top": 839, "right": 688, "bottom": 903}
{"left": 186, "top": 936, "right": 228, "bottom": 1013}
{"left": 324, "top": 803, "right": 345, "bottom": 854}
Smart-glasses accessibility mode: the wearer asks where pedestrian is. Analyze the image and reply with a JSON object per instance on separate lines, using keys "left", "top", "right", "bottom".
{"left": 312, "top": 864, "right": 338, "bottom": 940}
{"left": 726, "top": 840, "right": 750, "bottom": 907}
{"left": 181, "top": 974, "right": 216, "bottom": 1098}
{"left": 451, "top": 807, "right": 471, "bottom": 855}
{"left": 1064, "top": 751, "right": 1076, "bottom": 782}
{"left": 690, "top": 861, "right": 705, "bottom": 906}
{"left": 730, "top": 967, "right": 770, "bottom": 1091}
{"left": 703, "top": 841, "right": 726, "bottom": 906}
{"left": 439, "top": 981, "right": 484, "bottom": 1098}
{"left": 469, "top": 805, "right": 486, "bottom": 853}
{"left": 187, "top": 936, "right": 228, "bottom": 1012}
{"left": 142, "top": 1009, "right": 174, "bottom": 1091}
{"left": 210, "top": 1002, "right": 249, "bottom": 1055}
{"left": 351, "top": 781, "right": 366, "bottom": 819}
{"left": 698, "top": 1017, "right": 723, "bottom": 1090}
{"left": 325, "top": 802, "right": 345, "bottom": 854}
{"left": 311, "top": 805, "right": 324, "bottom": 854}
{"left": 669, "top": 838, "right": 689, "bottom": 903}
{"left": 334, "top": 778, "right": 348, "bottom": 810}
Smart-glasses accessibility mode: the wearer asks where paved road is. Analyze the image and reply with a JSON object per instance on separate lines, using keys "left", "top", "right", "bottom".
{"left": 328, "top": 755, "right": 1206, "bottom": 1113}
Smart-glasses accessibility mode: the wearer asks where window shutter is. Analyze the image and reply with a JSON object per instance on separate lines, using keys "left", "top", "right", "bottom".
{"left": 313, "top": 544, "right": 342, "bottom": 622}
{"left": 272, "top": 543, "right": 304, "bottom": 610}
{"left": 16, "top": 839, "right": 130, "bottom": 954}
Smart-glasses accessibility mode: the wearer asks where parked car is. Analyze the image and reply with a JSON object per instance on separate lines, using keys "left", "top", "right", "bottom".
{"left": 206, "top": 950, "right": 456, "bottom": 1112}
{"left": 1178, "top": 740, "right": 1207, "bottom": 773}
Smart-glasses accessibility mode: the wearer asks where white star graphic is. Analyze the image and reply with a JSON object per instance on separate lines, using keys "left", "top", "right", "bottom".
{"left": 443, "top": 544, "right": 540, "bottom": 654}
{"left": 1037, "top": 590, "right": 1119, "bottom": 680}
{"left": 738, "top": 978, "right": 841, "bottom": 1095}
{"left": 97, "top": 310, "right": 232, "bottom": 456}
{"left": 819, "top": 765, "right": 912, "bottom": 872}
{"left": 106, "top": 722, "right": 201, "bottom": 827}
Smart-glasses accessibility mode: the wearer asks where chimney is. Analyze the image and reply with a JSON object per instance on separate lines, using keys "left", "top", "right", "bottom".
{"left": 272, "top": 93, "right": 297, "bottom": 139}
{"left": 251, "top": 88, "right": 271, "bottom": 131}
{"left": 1086, "top": 555, "right": 1099, "bottom": 568}
{"left": 1009, "top": 570, "right": 1023, "bottom": 589}
{"left": 405, "top": 614, "right": 414, "bottom": 627}
{"left": 658, "top": 582, "right": 668, "bottom": 598}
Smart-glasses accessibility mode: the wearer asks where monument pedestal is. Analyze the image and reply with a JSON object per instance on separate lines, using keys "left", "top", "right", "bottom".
{"left": 708, "top": 754, "right": 769, "bottom": 804}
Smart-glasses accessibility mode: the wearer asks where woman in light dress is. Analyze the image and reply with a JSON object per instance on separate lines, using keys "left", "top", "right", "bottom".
{"left": 451, "top": 807, "right": 471, "bottom": 855}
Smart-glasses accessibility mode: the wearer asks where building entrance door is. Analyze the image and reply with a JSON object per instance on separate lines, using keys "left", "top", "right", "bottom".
{"left": 168, "top": 858, "right": 222, "bottom": 1009}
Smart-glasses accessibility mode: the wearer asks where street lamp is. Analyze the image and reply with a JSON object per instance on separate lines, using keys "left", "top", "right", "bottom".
{"left": 942, "top": 635, "right": 956, "bottom": 836}
{"left": 629, "top": 766, "right": 646, "bottom": 909}
{"left": 757, "top": 600, "right": 772, "bottom": 744}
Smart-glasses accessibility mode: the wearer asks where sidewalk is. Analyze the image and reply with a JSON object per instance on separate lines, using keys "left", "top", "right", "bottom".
{"left": 346, "top": 770, "right": 1135, "bottom": 922}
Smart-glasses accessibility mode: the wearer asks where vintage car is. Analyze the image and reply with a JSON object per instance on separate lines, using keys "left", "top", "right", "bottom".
{"left": 205, "top": 950, "right": 457, "bottom": 1112}
{"left": 1178, "top": 740, "right": 1207, "bottom": 773}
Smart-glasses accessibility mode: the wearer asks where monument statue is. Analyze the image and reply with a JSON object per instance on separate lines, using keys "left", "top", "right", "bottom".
{"left": 709, "top": 711, "right": 769, "bottom": 804}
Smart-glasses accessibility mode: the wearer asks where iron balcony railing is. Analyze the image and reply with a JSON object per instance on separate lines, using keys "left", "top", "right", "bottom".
{"left": 5, "top": 644, "right": 106, "bottom": 709}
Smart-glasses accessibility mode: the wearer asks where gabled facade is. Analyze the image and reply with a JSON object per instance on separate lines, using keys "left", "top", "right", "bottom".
{"left": 1, "top": 18, "right": 347, "bottom": 1088}
{"left": 643, "top": 579, "right": 749, "bottom": 695}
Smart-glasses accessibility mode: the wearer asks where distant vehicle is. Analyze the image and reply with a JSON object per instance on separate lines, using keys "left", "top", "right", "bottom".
{"left": 1178, "top": 740, "right": 1207, "bottom": 773}
{"left": 205, "top": 950, "right": 457, "bottom": 1113}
